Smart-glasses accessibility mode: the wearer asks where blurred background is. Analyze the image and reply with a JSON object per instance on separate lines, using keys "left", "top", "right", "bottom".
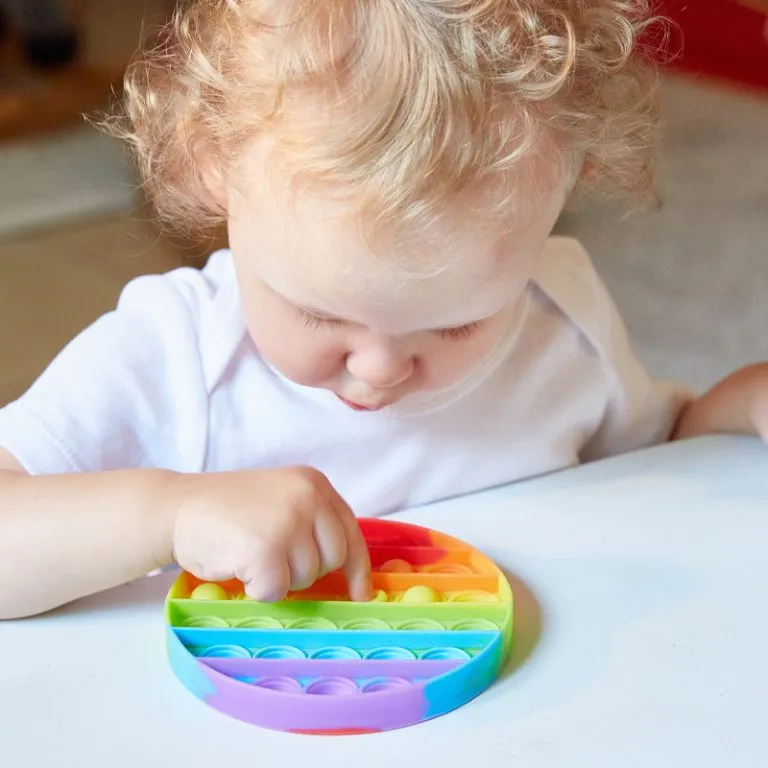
{"left": 0, "top": 0, "right": 766, "bottom": 408}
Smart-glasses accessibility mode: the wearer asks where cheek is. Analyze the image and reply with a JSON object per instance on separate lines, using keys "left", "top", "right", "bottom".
{"left": 420, "top": 317, "right": 513, "bottom": 388}
{"left": 240, "top": 287, "right": 345, "bottom": 386}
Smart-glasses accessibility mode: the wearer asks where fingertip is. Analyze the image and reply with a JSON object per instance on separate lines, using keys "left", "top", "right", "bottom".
{"left": 245, "top": 584, "right": 289, "bottom": 603}
{"left": 357, "top": 545, "right": 373, "bottom": 602}
{"left": 346, "top": 562, "right": 373, "bottom": 602}
{"left": 356, "top": 576, "right": 374, "bottom": 603}
{"left": 243, "top": 562, "right": 291, "bottom": 603}
{"left": 333, "top": 503, "right": 372, "bottom": 601}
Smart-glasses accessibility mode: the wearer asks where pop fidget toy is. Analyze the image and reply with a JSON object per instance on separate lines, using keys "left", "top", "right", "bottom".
{"left": 165, "top": 519, "right": 513, "bottom": 734}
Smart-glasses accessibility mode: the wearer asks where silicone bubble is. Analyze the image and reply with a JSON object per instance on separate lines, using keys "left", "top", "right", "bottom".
{"left": 451, "top": 619, "right": 500, "bottom": 631}
{"left": 254, "top": 677, "right": 303, "bottom": 694}
{"left": 305, "top": 677, "right": 359, "bottom": 696}
{"left": 448, "top": 590, "right": 500, "bottom": 603}
{"left": 200, "top": 644, "right": 251, "bottom": 659}
{"left": 401, "top": 585, "right": 442, "bottom": 603}
{"left": 369, "top": 589, "right": 389, "bottom": 602}
{"left": 379, "top": 559, "right": 414, "bottom": 573}
{"left": 309, "top": 646, "right": 361, "bottom": 660}
{"left": 182, "top": 616, "right": 230, "bottom": 629}
{"left": 235, "top": 616, "right": 284, "bottom": 629}
{"left": 419, "top": 647, "right": 471, "bottom": 661}
{"left": 254, "top": 646, "right": 306, "bottom": 660}
{"left": 363, "top": 647, "right": 417, "bottom": 661}
{"left": 362, "top": 678, "right": 411, "bottom": 694}
{"left": 287, "top": 617, "right": 338, "bottom": 630}
{"left": 340, "top": 618, "right": 392, "bottom": 631}
{"left": 190, "top": 583, "right": 230, "bottom": 601}
{"left": 421, "top": 563, "right": 475, "bottom": 575}
{"left": 397, "top": 618, "right": 446, "bottom": 632}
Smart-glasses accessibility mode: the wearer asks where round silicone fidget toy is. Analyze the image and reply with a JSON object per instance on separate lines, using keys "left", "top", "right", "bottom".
{"left": 165, "top": 519, "right": 513, "bottom": 734}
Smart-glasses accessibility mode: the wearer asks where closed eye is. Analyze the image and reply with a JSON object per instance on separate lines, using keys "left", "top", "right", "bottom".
{"left": 296, "top": 306, "right": 481, "bottom": 339}
{"left": 296, "top": 307, "right": 346, "bottom": 330}
{"left": 436, "top": 322, "right": 482, "bottom": 341}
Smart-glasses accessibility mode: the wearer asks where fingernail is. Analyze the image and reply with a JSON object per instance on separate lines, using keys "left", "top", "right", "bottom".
{"left": 358, "top": 578, "right": 373, "bottom": 602}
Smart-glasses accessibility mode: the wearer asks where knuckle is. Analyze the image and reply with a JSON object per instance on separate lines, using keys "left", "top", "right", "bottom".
{"left": 286, "top": 468, "right": 327, "bottom": 508}
{"left": 293, "top": 559, "right": 320, "bottom": 588}
{"left": 242, "top": 538, "right": 276, "bottom": 568}
{"left": 292, "top": 466, "right": 329, "bottom": 490}
{"left": 322, "top": 538, "right": 348, "bottom": 573}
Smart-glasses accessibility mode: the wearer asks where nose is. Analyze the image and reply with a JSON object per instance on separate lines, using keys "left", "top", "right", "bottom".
{"left": 345, "top": 339, "right": 415, "bottom": 389}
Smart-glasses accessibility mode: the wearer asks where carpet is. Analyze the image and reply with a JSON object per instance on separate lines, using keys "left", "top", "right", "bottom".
{"left": 556, "top": 77, "right": 768, "bottom": 393}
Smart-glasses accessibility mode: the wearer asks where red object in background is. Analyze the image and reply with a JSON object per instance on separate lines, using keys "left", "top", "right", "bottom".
{"left": 647, "top": 1, "right": 768, "bottom": 93}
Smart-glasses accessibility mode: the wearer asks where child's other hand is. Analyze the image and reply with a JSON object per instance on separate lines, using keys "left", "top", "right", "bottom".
{"left": 167, "top": 467, "right": 371, "bottom": 602}
{"left": 673, "top": 363, "right": 768, "bottom": 443}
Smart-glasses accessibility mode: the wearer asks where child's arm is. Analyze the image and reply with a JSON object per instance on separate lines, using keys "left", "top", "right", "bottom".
{"left": 0, "top": 449, "right": 371, "bottom": 620}
{"left": 673, "top": 364, "right": 768, "bottom": 441}
{"left": 0, "top": 450, "right": 176, "bottom": 618}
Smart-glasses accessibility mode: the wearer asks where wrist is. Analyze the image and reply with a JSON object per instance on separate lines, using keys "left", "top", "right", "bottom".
{"left": 140, "top": 468, "right": 185, "bottom": 570}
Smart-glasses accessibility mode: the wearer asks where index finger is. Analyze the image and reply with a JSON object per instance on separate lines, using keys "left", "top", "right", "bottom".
{"left": 331, "top": 495, "right": 371, "bottom": 602}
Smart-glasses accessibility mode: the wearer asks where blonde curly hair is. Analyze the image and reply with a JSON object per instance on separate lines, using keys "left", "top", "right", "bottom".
{"left": 107, "top": 0, "right": 661, "bottom": 237}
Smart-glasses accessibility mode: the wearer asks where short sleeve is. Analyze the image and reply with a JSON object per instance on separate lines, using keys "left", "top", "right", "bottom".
{"left": 0, "top": 267, "right": 212, "bottom": 475}
{"left": 579, "top": 335, "right": 692, "bottom": 462}
{"left": 535, "top": 237, "right": 693, "bottom": 462}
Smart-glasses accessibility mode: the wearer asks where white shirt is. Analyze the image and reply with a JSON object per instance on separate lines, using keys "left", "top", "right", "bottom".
{"left": 0, "top": 237, "right": 689, "bottom": 517}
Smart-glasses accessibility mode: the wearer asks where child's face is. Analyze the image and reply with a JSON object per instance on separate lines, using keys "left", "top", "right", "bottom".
{"left": 228, "top": 141, "right": 568, "bottom": 411}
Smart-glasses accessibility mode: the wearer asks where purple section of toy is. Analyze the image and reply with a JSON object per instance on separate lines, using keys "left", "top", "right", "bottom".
{"left": 198, "top": 661, "right": 428, "bottom": 731}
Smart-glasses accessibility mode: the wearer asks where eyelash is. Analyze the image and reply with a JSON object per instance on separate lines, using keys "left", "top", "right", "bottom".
{"left": 296, "top": 308, "right": 345, "bottom": 330}
{"left": 296, "top": 308, "right": 481, "bottom": 341}
{"left": 437, "top": 322, "right": 482, "bottom": 341}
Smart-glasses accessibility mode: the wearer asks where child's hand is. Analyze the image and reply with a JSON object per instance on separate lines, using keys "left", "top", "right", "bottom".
{"left": 673, "top": 363, "right": 768, "bottom": 443}
{"left": 168, "top": 467, "right": 371, "bottom": 602}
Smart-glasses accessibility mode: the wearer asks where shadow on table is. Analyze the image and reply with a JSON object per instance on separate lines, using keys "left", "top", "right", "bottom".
{"left": 499, "top": 566, "right": 543, "bottom": 677}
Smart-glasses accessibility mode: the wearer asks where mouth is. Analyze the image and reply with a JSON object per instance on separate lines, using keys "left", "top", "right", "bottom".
{"left": 336, "top": 395, "right": 387, "bottom": 412}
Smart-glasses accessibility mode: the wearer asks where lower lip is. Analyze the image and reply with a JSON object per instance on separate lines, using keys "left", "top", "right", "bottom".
{"left": 337, "top": 396, "right": 381, "bottom": 412}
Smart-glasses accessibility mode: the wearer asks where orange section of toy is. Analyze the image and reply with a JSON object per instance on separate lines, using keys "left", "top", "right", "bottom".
{"left": 175, "top": 519, "right": 505, "bottom": 601}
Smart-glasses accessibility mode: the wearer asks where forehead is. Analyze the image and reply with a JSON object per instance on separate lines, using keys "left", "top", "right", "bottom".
{"left": 228, "top": 138, "right": 569, "bottom": 329}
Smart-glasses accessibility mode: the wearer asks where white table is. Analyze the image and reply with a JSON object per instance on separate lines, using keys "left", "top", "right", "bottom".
{"left": 3, "top": 435, "right": 768, "bottom": 768}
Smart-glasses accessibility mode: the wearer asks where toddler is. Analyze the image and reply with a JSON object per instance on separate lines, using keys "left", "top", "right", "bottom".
{"left": 1, "top": 0, "right": 767, "bottom": 620}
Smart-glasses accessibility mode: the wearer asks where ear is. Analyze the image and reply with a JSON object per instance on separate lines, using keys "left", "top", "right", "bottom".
{"left": 579, "top": 156, "right": 598, "bottom": 184}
